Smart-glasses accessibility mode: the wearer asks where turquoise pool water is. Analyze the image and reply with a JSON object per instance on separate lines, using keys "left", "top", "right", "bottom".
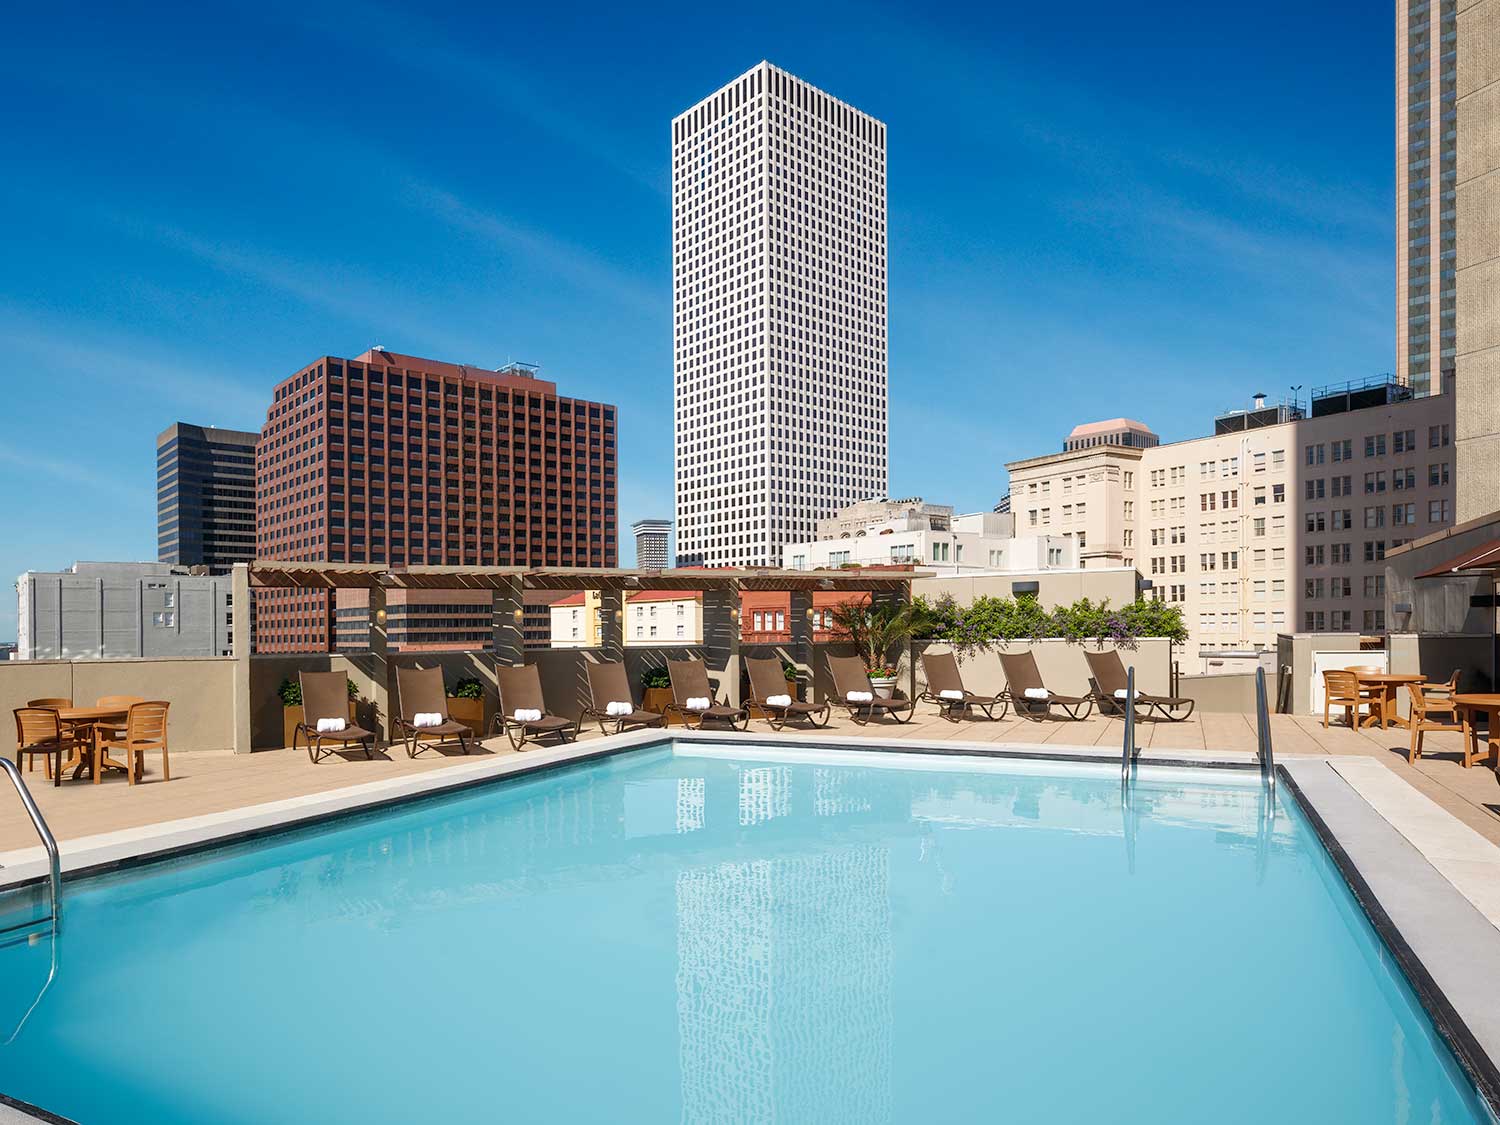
{"left": 0, "top": 744, "right": 1492, "bottom": 1123}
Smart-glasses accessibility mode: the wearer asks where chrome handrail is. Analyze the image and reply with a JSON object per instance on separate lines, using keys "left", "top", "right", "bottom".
{"left": 1255, "top": 666, "right": 1276, "bottom": 798}
{"left": 1121, "top": 665, "right": 1139, "bottom": 786}
{"left": 0, "top": 759, "right": 60, "bottom": 923}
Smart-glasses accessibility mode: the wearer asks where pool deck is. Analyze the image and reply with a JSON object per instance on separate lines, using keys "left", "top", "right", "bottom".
{"left": 4, "top": 708, "right": 1498, "bottom": 852}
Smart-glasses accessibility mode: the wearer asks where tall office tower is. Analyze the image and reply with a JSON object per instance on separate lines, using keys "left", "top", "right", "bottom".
{"left": 254, "top": 349, "right": 617, "bottom": 653}
{"left": 1455, "top": 0, "right": 1500, "bottom": 520}
{"left": 631, "top": 518, "right": 671, "bottom": 567}
{"left": 672, "top": 62, "right": 888, "bottom": 568}
{"left": 1397, "top": 0, "right": 1458, "bottom": 397}
{"left": 156, "top": 423, "right": 259, "bottom": 570}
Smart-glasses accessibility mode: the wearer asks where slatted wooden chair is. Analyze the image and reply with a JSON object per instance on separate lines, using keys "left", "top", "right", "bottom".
{"left": 98, "top": 701, "right": 171, "bottom": 785}
{"left": 13, "top": 708, "right": 71, "bottom": 786}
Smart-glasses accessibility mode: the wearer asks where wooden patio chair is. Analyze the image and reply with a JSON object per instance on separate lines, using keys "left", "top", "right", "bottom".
{"left": 827, "top": 654, "right": 915, "bottom": 725}
{"left": 1083, "top": 649, "right": 1194, "bottom": 722}
{"left": 918, "top": 650, "right": 1006, "bottom": 722}
{"left": 581, "top": 660, "right": 664, "bottom": 735}
{"left": 294, "top": 671, "right": 377, "bottom": 763}
{"left": 999, "top": 650, "right": 1093, "bottom": 721}
{"left": 95, "top": 694, "right": 145, "bottom": 740}
{"left": 666, "top": 658, "right": 749, "bottom": 730}
{"left": 493, "top": 664, "right": 579, "bottom": 750}
{"left": 1322, "top": 669, "right": 1377, "bottom": 730}
{"left": 13, "top": 707, "right": 71, "bottom": 786}
{"left": 1407, "top": 680, "right": 1466, "bottom": 765}
{"left": 393, "top": 667, "right": 474, "bottom": 758}
{"left": 744, "top": 655, "right": 829, "bottom": 730}
{"left": 97, "top": 701, "right": 171, "bottom": 785}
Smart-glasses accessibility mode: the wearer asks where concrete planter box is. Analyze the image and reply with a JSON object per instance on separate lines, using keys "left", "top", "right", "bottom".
{"left": 282, "top": 701, "right": 356, "bottom": 749}
{"left": 446, "top": 696, "right": 485, "bottom": 738}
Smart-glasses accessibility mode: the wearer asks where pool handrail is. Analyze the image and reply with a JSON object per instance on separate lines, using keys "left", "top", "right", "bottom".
{"left": 1255, "top": 665, "right": 1277, "bottom": 797}
{"left": 1121, "top": 664, "right": 1139, "bottom": 786}
{"left": 0, "top": 757, "right": 60, "bottom": 925}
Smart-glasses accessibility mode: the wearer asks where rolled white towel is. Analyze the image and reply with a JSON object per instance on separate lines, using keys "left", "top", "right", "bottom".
{"left": 685, "top": 696, "right": 711, "bottom": 711}
{"left": 766, "top": 693, "right": 792, "bottom": 708}
{"left": 412, "top": 712, "right": 443, "bottom": 728}
{"left": 846, "top": 690, "right": 874, "bottom": 703}
{"left": 606, "top": 701, "right": 633, "bottom": 717}
{"left": 1023, "top": 688, "right": 1051, "bottom": 701}
{"left": 315, "top": 717, "right": 347, "bottom": 733}
{"left": 1113, "top": 689, "right": 1130, "bottom": 701}
{"left": 939, "top": 689, "right": 965, "bottom": 701}
{"left": 513, "top": 708, "right": 543, "bottom": 723}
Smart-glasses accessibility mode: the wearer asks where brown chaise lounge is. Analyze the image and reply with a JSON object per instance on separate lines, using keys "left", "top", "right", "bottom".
{"left": 744, "top": 655, "right": 830, "bottom": 730}
{"left": 827, "top": 654, "right": 915, "bottom": 725}
{"left": 1083, "top": 649, "right": 1195, "bottom": 722}
{"left": 294, "top": 671, "right": 379, "bottom": 763}
{"left": 666, "top": 658, "right": 749, "bottom": 730}
{"left": 998, "top": 650, "right": 1093, "bottom": 721}
{"left": 493, "top": 664, "right": 579, "bottom": 750}
{"left": 918, "top": 650, "right": 1007, "bottom": 721}
{"left": 581, "top": 660, "right": 665, "bottom": 735}
{"left": 392, "top": 666, "right": 475, "bottom": 758}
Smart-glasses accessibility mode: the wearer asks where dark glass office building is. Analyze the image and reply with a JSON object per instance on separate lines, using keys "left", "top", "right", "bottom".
{"left": 157, "top": 423, "right": 259, "bottom": 571}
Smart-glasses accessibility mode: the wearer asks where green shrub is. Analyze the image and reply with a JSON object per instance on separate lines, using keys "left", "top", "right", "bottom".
{"left": 278, "top": 676, "right": 359, "bottom": 707}
{"left": 451, "top": 676, "right": 484, "bottom": 700}
{"left": 911, "top": 593, "right": 1186, "bottom": 651}
{"left": 640, "top": 666, "right": 671, "bottom": 690}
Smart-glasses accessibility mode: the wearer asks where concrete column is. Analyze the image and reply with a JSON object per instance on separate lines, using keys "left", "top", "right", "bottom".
{"left": 789, "top": 589, "right": 813, "bottom": 700}
{"left": 368, "top": 584, "right": 391, "bottom": 742}
{"left": 599, "top": 588, "right": 624, "bottom": 659}
{"left": 702, "top": 586, "right": 742, "bottom": 706}
{"left": 491, "top": 579, "right": 525, "bottom": 667}
{"left": 230, "top": 564, "right": 253, "bottom": 755}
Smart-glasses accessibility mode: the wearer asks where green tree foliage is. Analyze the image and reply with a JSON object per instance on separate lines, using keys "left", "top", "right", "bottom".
{"left": 910, "top": 593, "right": 1187, "bottom": 652}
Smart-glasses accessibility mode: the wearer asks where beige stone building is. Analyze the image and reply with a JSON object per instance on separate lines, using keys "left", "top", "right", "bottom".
{"left": 549, "top": 589, "right": 704, "bottom": 648}
{"left": 1456, "top": 0, "right": 1500, "bottom": 520}
{"left": 1005, "top": 385, "right": 1457, "bottom": 657}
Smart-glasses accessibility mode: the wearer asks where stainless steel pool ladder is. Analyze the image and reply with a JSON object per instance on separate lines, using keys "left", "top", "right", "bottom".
{"left": 0, "top": 758, "right": 61, "bottom": 924}
{"left": 1121, "top": 665, "right": 1140, "bottom": 787}
{"left": 1254, "top": 666, "right": 1277, "bottom": 798}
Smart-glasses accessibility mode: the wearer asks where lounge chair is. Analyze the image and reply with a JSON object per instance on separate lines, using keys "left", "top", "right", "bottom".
{"left": 493, "top": 664, "right": 579, "bottom": 750}
{"left": 666, "top": 658, "right": 749, "bottom": 730}
{"left": 393, "top": 667, "right": 475, "bottom": 758}
{"left": 1083, "top": 650, "right": 1195, "bottom": 722}
{"left": 744, "top": 655, "right": 829, "bottom": 730}
{"left": 581, "top": 661, "right": 665, "bottom": 735}
{"left": 918, "top": 650, "right": 1006, "bottom": 721}
{"left": 998, "top": 650, "right": 1093, "bottom": 721}
{"left": 827, "top": 654, "right": 915, "bottom": 725}
{"left": 294, "top": 671, "right": 378, "bottom": 763}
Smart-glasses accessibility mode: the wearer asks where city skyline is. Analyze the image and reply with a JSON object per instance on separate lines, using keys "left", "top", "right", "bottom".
{"left": 0, "top": 0, "right": 1393, "bottom": 638}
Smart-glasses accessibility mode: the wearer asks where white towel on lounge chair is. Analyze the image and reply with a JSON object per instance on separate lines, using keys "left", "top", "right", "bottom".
{"left": 685, "top": 696, "right": 711, "bottom": 711}
{"left": 1113, "top": 689, "right": 1130, "bottom": 701}
{"left": 606, "top": 701, "right": 633, "bottom": 717}
{"left": 513, "top": 708, "right": 542, "bottom": 723}
{"left": 1023, "top": 688, "right": 1051, "bottom": 701}
{"left": 412, "top": 712, "right": 443, "bottom": 728}
{"left": 766, "top": 693, "right": 792, "bottom": 708}
{"left": 939, "top": 689, "right": 965, "bottom": 701}
{"left": 846, "top": 690, "right": 874, "bottom": 703}
{"left": 315, "top": 717, "right": 347, "bottom": 733}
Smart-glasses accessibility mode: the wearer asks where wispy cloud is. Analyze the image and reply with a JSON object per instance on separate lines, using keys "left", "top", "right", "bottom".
{"left": 0, "top": 446, "right": 151, "bottom": 504}
{"left": 401, "top": 179, "right": 665, "bottom": 316}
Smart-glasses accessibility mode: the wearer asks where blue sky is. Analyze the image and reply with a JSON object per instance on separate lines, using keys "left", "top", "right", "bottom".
{"left": 0, "top": 0, "right": 1392, "bottom": 639}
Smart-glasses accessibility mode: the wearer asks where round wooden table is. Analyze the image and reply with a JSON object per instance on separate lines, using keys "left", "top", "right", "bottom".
{"left": 1353, "top": 672, "right": 1426, "bottom": 730}
{"left": 1452, "top": 694, "right": 1500, "bottom": 770}
{"left": 56, "top": 706, "right": 131, "bottom": 783}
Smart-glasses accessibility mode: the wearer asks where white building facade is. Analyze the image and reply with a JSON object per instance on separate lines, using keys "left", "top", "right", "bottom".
{"left": 672, "top": 61, "right": 888, "bottom": 567}
{"left": 784, "top": 511, "right": 1074, "bottom": 576}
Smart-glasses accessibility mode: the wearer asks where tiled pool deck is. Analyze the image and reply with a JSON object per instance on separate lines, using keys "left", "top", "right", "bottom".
{"left": 5, "top": 709, "right": 1498, "bottom": 852}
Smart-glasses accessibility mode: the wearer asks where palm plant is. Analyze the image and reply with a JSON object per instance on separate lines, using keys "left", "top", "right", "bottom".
{"left": 827, "top": 598, "right": 927, "bottom": 677}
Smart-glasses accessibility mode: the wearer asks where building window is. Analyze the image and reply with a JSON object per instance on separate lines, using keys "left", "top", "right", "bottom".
{"left": 1429, "top": 498, "right": 1452, "bottom": 523}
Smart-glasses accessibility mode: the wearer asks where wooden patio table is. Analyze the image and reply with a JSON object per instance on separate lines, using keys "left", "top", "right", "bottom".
{"left": 1452, "top": 694, "right": 1500, "bottom": 770}
{"left": 1352, "top": 672, "right": 1425, "bottom": 730}
{"left": 55, "top": 705, "right": 132, "bottom": 783}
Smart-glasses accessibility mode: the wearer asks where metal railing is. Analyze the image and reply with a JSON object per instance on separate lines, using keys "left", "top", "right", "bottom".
{"left": 1254, "top": 666, "right": 1277, "bottom": 797}
{"left": 1121, "top": 665, "right": 1139, "bottom": 787}
{"left": 0, "top": 759, "right": 60, "bottom": 925}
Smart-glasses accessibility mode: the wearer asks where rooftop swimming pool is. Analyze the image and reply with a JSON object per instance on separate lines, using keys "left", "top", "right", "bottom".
{"left": 0, "top": 741, "right": 1494, "bottom": 1123}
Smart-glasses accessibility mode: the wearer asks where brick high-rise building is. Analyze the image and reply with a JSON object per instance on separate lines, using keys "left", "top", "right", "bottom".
{"left": 254, "top": 349, "right": 617, "bottom": 652}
